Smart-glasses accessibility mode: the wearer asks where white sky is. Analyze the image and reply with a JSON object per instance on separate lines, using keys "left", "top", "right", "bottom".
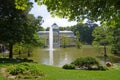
{"left": 29, "top": 2, "right": 77, "bottom": 28}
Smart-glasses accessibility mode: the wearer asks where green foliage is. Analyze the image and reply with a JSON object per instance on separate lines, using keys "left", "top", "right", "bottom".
{"left": 40, "top": 0, "right": 120, "bottom": 26}
{"left": 71, "top": 57, "right": 100, "bottom": 70}
{"left": 71, "top": 56, "right": 107, "bottom": 70}
{"left": 15, "top": 0, "right": 29, "bottom": 10}
{"left": 92, "top": 26, "right": 113, "bottom": 57}
{"left": 72, "top": 22, "right": 97, "bottom": 44}
{"left": 62, "top": 64, "right": 75, "bottom": 69}
{"left": 110, "top": 24, "right": 120, "bottom": 55}
{"left": 76, "top": 41, "right": 82, "bottom": 49}
{"left": 75, "top": 30, "right": 82, "bottom": 48}
{"left": 0, "top": 0, "right": 43, "bottom": 58}
{"left": 13, "top": 43, "right": 36, "bottom": 57}
{"left": 72, "top": 57, "right": 99, "bottom": 66}
{"left": 7, "top": 62, "right": 44, "bottom": 79}
{"left": 61, "top": 35, "right": 73, "bottom": 48}
{"left": 92, "top": 26, "right": 113, "bottom": 46}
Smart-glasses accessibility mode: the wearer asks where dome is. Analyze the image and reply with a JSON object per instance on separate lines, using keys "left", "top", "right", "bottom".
{"left": 52, "top": 23, "right": 59, "bottom": 29}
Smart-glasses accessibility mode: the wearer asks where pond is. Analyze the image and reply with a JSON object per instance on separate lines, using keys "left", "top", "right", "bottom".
{"left": 30, "top": 45, "right": 103, "bottom": 67}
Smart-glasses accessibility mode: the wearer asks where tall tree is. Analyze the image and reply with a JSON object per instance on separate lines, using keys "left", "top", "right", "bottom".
{"left": 0, "top": 0, "right": 42, "bottom": 58}
{"left": 92, "top": 26, "right": 113, "bottom": 60}
{"left": 110, "top": 24, "right": 120, "bottom": 55}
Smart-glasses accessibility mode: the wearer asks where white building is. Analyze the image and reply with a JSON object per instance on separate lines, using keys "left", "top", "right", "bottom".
{"left": 38, "top": 23, "right": 76, "bottom": 47}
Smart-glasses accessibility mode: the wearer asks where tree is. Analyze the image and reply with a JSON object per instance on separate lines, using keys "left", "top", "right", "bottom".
{"left": 60, "top": 35, "right": 72, "bottom": 48}
{"left": 0, "top": 0, "right": 27, "bottom": 58}
{"left": 61, "top": 35, "right": 67, "bottom": 48}
{"left": 71, "top": 22, "right": 97, "bottom": 44}
{"left": 75, "top": 31, "right": 82, "bottom": 48}
{"left": 0, "top": 0, "right": 43, "bottom": 58}
{"left": 110, "top": 24, "right": 120, "bottom": 55}
{"left": 14, "top": 15, "right": 44, "bottom": 57}
{"left": 92, "top": 26, "right": 113, "bottom": 61}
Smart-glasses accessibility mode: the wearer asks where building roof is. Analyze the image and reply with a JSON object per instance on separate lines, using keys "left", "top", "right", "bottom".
{"left": 59, "top": 31, "right": 73, "bottom": 34}
{"left": 38, "top": 30, "right": 74, "bottom": 34}
{"left": 38, "top": 31, "right": 49, "bottom": 34}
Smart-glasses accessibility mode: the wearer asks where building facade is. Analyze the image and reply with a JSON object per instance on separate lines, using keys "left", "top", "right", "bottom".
{"left": 38, "top": 23, "right": 76, "bottom": 47}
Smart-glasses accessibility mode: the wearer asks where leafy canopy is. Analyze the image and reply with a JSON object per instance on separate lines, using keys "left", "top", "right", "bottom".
{"left": 15, "top": 0, "right": 120, "bottom": 26}
{"left": 92, "top": 26, "right": 113, "bottom": 46}
{"left": 33, "top": 0, "right": 120, "bottom": 26}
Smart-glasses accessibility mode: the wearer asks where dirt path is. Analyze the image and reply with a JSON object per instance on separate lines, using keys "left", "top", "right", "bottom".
{"left": 1, "top": 68, "right": 16, "bottom": 79}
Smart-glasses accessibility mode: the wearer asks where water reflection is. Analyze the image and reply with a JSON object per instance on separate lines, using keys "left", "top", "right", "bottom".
{"left": 38, "top": 49, "right": 71, "bottom": 67}
{"left": 49, "top": 50, "right": 53, "bottom": 65}
{"left": 58, "top": 52, "right": 69, "bottom": 67}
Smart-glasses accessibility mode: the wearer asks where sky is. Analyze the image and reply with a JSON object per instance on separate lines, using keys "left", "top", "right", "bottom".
{"left": 29, "top": 1, "right": 77, "bottom": 28}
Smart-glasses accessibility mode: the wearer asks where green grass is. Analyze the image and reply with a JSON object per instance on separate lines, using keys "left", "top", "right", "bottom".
{"left": 33, "top": 64, "right": 120, "bottom": 80}
{"left": 0, "top": 61, "right": 120, "bottom": 80}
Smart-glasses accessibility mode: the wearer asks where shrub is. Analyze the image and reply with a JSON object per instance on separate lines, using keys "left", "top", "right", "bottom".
{"left": 7, "top": 62, "right": 44, "bottom": 79}
{"left": 63, "top": 64, "right": 75, "bottom": 69}
{"left": 71, "top": 57, "right": 99, "bottom": 70}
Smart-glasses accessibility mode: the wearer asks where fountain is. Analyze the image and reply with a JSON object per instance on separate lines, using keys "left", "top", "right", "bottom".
{"left": 49, "top": 26, "right": 53, "bottom": 50}
{"left": 49, "top": 26, "right": 54, "bottom": 65}
{"left": 49, "top": 50, "right": 53, "bottom": 65}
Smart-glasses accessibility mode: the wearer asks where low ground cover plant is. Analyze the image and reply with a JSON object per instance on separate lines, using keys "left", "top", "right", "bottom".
{"left": 7, "top": 62, "right": 45, "bottom": 79}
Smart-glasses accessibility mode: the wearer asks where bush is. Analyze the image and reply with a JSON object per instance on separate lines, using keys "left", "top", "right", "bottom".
{"left": 7, "top": 62, "right": 44, "bottom": 79}
{"left": 71, "top": 57, "right": 100, "bottom": 70}
{"left": 63, "top": 64, "right": 75, "bottom": 69}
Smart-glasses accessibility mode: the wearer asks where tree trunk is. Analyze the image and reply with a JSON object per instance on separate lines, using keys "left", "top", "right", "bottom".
{"left": 9, "top": 44, "right": 13, "bottom": 59}
{"left": 28, "top": 49, "right": 30, "bottom": 57}
{"left": 18, "top": 50, "right": 21, "bottom": 57}
{"left": 104, "top": 45, "right": 107, "bottom": 62}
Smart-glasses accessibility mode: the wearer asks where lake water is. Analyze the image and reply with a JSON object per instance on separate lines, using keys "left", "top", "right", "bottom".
{"left": 30, "top": 46, "right": 103, "bottom": 67}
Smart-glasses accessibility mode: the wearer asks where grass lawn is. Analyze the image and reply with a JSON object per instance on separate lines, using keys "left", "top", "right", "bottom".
{"left": 0, "top": 60, "right": 120, "bottom": 80}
